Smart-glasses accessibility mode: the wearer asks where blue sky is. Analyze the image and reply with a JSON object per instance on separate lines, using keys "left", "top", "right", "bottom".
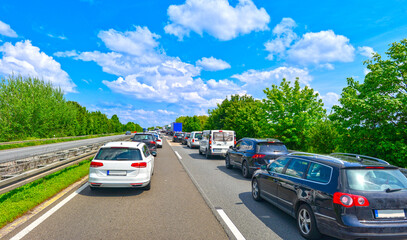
{"left": 0, "top": 0, "right": 406, "bottom": 127}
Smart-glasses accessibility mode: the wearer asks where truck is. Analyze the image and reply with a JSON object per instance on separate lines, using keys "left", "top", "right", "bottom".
{"left": 171, "top": 122, "right": 182, "bottom": 132}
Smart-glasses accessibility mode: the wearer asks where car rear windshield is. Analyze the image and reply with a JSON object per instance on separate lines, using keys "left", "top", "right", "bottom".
{"left": 133, "top": 134, "right": 153, "bottom": 140}
{"left": 257, "top": 143, "right": 288, "bottom": 153}
{"left": 95, "top": 148, "right": 142, "bottom": 160}
{"left": 213, "top": 132, "right": 234, "bottom": 141}
{"left": 346, "top": 169, "right": 407, "bottom": 191}
{"left": 195, "top": 133, "right": 203, "bottom": 139}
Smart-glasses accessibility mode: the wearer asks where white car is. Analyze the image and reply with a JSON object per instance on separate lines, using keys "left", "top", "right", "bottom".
{"left": 88, "top": 141, "right": 154, "bottom": 190}
{"left": 153, "top": 134, "right": 163, "bottom": 148}
{"left": 199, "top": 130, "right": 236, "bottom": 159}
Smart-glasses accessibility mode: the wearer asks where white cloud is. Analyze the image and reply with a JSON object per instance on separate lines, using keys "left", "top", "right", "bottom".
{"left": 265, "top": 19, "right": 355, "bottom": 68}
{"left": 319, "top": 92, "right": 340, "bottom": 112}
{"left": 287, "top": 30, "right": 355, "bottom": 65}
{"left": 0, "top": 20, "right": 17, "bottom": 37}
{"left": 358, "top": 46, "right": 375, "bottom": 58}
{"left": 47, "top": 33, "right": 67, "bottom": 40}
{"left": 164, "top": 0, "right": 270, "bottom": 41}
{"left": 196, "top": 57, "right": 231, "bottom": 71}
{"left": 0, "top": 40, "right": 76, "bottom": 93}
{"left": 265, "top": 18, "right": 297, "bottom": 60}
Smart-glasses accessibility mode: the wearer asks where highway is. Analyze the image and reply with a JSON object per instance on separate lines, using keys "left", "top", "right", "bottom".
{"left": 0, "top": 134, "right": 130, "bottom": 163}
{"left": 2, "top": 136, "right": 337, "bottom": 240}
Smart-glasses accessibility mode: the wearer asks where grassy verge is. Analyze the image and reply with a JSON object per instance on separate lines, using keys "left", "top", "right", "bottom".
{"left": 0, "top": 133, "right": 123, "bottom": 150}
{"left": 0, "top": 159, "right": 91, "bottom": 229}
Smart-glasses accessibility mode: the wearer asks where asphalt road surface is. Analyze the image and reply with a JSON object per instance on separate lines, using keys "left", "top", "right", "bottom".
{"left": 0, "top": 134, "right": 130, "bottom": 163}
{"left": 3, "top": 138, "right": 227, "bottom": 240}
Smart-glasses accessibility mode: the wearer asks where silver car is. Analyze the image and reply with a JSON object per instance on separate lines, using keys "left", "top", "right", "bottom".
{"left": 187, "top": 131, "right": 202, "bottom": 148}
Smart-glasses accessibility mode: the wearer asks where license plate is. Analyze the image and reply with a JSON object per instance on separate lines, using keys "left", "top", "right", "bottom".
{"left": 107, "top": 170, "right": 127, "bottom": 176}
{"left": 374, "top": 209, "right": 405, "bottom": 218}
{"left": 213, "top": 149, "right": 222, "bottom": 152}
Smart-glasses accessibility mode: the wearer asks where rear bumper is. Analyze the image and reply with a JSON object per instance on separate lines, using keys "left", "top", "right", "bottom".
{"left": 190, "top": 142, "right": 200, "bottom": 148}
{"left": 89, "top": 173, "right": 150, "bottom": 188}
{"left": 316, "top": 214, "right": 407, "bottom": 240}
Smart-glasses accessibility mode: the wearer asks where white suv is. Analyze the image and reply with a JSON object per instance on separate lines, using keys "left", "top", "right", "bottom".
{"left": 88, "top": 141, "right": 154, "bottom": 190}
{"left": 199, "top": 130, "right": 235, "bottom": 159}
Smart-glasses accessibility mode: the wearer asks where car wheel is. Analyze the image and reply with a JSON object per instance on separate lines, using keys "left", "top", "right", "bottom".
{"left": 199, "top": 148, "right": 202, "bottom": 155}
{"left": 144, "top": 181, "right": 151, "bottom": 190}
{"left": 252, "top": 179, "right": 262, "bottom": 201}
{"left": 225, "top": 155, "right": 233, "bottom": 169}
{"left": 242, "top": 161, "right": 250, "bottom": 178}
{"left": 205, "top": 149, "right": 210, "bottom": 159}
{"left": 297, "top": 204, "right": 321, "bottom": 240}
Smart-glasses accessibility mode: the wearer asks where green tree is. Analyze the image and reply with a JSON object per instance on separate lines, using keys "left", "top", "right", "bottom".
{"left": 262, "top": 78, "right": 326, "bottom": 150}
{"left": 205, "top": 94, "right": 265, "bottom": 140}
{"left": 331, "top": 39, "right": 407, "bottom": 166}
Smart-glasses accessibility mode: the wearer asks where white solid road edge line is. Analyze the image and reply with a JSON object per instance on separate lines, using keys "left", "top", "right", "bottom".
{"left": 216, "top": 208, "right": 246, "bottom": 240}
{"left": 174, "top": 151, "right": 182, "bottom": 160}
{"left": 10, "top": 183, "right": 89, "bottom": 240}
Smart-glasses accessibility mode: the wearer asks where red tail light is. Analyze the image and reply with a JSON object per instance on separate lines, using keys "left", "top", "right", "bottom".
{"left": 90, "top": 161, "right": 103, "bottom": 168}
{"left": 252, "top": 154, "right": 266, "bottom": 159}
{"left": 209, "top": 140, "right": 212, "bottom": 145}
{"left": 157, "top": 139, "right": 161, "bottom": 142}
{"left": 333, "top": 192, "right": 369, "bottom": 207}
{"left": 174, "top": 136, "right": 177, "bottom": 138}
{"left": 150, "top": 141, "right": 156, "bottom": 144}
{"left": 131, "top": 162, "right": 147, "bottom": 168}
{"left": 192, "top": 139, "right": 195, "bottom": 143}
{"left": 365, "top": 166, "right": 385, "bottom": 169}
{"left": 186, "top": 137, "right": 189, "bottom": 139}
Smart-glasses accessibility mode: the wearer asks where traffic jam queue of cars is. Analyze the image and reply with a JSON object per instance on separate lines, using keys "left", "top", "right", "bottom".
{"left": 170, "top": 129, "right": 407, "bottom": 240}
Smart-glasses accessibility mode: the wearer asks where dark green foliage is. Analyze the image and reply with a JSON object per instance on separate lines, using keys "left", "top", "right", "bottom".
{"left": 331, "top": 39, "right": 407, "bottom": 166}
{"left": 0, "top": 76, "right": 142, "bottom": 141}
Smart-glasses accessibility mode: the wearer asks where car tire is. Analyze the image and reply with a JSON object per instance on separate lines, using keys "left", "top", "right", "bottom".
{"left": 205, "top": 149, "right": 210, "bottom": 159}
{"left": 297, "top": 204, "right": 321, "bottom": 240}
{"left": 252, "top": 179, "right": 262, "bottom": 201}
{"left": 225, "top": 155, "right": 233, "bottom": 169}
{"left": 199, "top": 148, "right": 202, "bottom": 155}
{"left": 144, "top": 181, "right": 151, "bottom": 190}
{"left": 242, "top": 161, "right": 250, "bottom": 178}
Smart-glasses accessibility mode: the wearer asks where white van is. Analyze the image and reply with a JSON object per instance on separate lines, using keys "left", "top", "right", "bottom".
{"left": 199, "top": 130, "right": 236, "bottom": 158}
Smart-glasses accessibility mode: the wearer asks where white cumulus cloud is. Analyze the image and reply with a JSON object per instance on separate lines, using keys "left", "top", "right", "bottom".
{"left": 0, "top": 20, "right": 17, "bottom": 37}
{"left": 358, "top": 46, "right": 375, "bottom": 58}
{"left": 0, "top": 40, "right": 76, "bottom": 93}
{"left": 265, "top": 18, "right": 356, "bottom": 68}
{"left": 164, "top": 0, "right": 270, "bottom": 41}
{"left": 196, "top": 57, "right": 231, "bottom": 71}
{"left": 319, "top": 92, "right": 340, "bottom": 112}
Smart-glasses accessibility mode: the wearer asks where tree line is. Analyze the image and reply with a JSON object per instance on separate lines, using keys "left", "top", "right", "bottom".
{"left": 0, "top": 75, "right": 143, "bottom": 142}
{"left": 174, "top": 39, "right": 407, "bottom": 167}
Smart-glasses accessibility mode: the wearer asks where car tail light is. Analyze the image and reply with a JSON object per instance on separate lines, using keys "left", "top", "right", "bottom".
{"left": 150, "top": 141, "right": 156, "bottom": 145}
{"left": 192, "top": 139, "right": 195, "bottom": 143}
{"left": 90, "top": 161, "right": 103, "bottom": 168}
{"left": 157, "top": 139, "right": 161, "bottom": 142}
{"left": 252, "top": 154, "right": 266, "bottom": 159}
{"left": 90, "top": 182, "right": 101, "bottom": 186}
{"left": 131, "top": 183, "right": 143, "bottom": 186}
{"left": 131, "top": 162, "right": 147, "bottom": 168}
{"left": 333, "top": 192, "right": 369, "bottom": 207}
{"left": 174, "top": 136, "right": 177, "bottom": 138}
{"left": 365, "top": 166, "right": 385, "bottom": 169}
{"left": 186, "top": 137, "right": 188, "bottom": 139}
{"left": 219, "top": 130, "right": 223, "bottom": 132}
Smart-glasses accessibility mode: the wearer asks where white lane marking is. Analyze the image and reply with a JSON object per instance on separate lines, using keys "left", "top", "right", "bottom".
{"left": 216, "top": 208, "right": 246, "bottom": 240}
{"left": 11, "top": 183, "right": 89, "bottom": 240}
{"left": 174, "top": 151, "right": 182, "bottom": 160}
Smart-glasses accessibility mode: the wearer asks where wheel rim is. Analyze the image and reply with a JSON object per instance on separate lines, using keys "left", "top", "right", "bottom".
{"left": 252, "top": 180, "right": 259, "bottom": 198}
{"left": 298, "top": 208, "right": 312, "bottom": 235}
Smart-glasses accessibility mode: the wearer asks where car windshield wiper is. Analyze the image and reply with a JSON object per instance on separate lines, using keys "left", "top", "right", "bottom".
{"left": 385, "top": 188, "right": 407, "bottom": 193}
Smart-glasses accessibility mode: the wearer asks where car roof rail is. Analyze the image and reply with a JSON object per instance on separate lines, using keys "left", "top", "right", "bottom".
{"left": 289, "top": 151, "right": 345, "bottom": 164}
{"left": 329, "top": 153, "right": 390, "bottom": 165}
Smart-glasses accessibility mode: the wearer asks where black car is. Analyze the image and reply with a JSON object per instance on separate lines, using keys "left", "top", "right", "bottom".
{"left": 131, "top": 133, "right": 157, "bottom": 156}
{"left": 181, "top": 133, "right": 191, "bottom": 145}
{"left": 226, "top": 138, "right": 289, "bottom": 178}
{"left": 172, "top": 132, "right": 184, "bottom": 142}
{"left": 252, "top": 152, "right": 407, "bottom": 240}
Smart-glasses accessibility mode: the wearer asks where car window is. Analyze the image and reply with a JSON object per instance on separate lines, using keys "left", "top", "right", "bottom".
{"left": 235, "top": 141, "right": 242, "bottom": 150}
{"left": 195, "top": 133, "right": 202, "bottom": 139}
{"left": 95, "top": 148, "right": 142, "bottom": 160}
{"left": 133, "top": 134, "right": 153, "bottom": 140}
{"left": 257, "top": 143, "right": 288, "bottom": 153}
{"left": 305, "top": 162, "right": 332, "bottom": 183}
{"left": 269, "top": 157, "right": 290, "bottom": 173}
{"left": 285, "top": 159, "right": 309, "bottom": 178}
{"left": 213, "top": 132, "right": 234, "bottom": 141}
{"left": 239, "top": 141, "right": 249, "bottom": 151}
{"left": 346, "top": 169, "right": 407, "bottom": 191}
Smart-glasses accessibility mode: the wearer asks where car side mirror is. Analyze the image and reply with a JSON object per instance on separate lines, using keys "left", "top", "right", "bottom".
{"left": 152, "top": 151, "right": 157, "bottom": 157}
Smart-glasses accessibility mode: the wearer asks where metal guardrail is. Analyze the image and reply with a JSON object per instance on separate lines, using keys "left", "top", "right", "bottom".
{"left": 0, "top": 136, "right": 131, "bottom": 194}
